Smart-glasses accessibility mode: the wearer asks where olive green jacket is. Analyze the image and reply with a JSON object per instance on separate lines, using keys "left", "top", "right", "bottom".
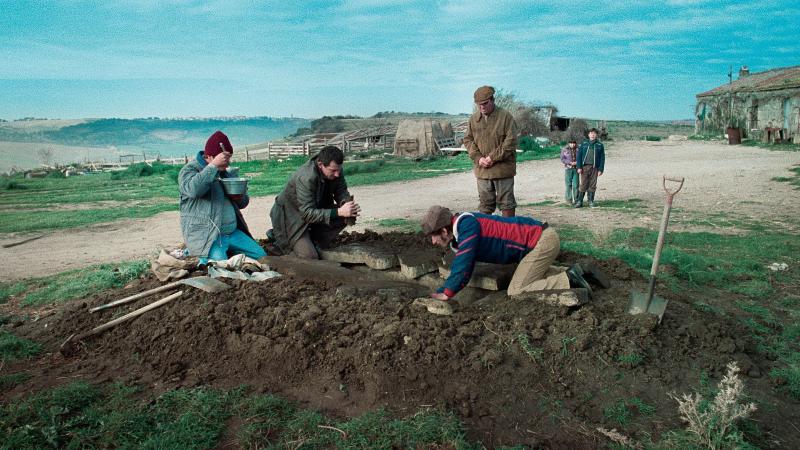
{"left": 270, "top": 156, "right": 352, "bottom": 254}
{"left": 462, "top": 107, "right": 518, "bottom": 179}
{"left": 178, "top": 154, "right": 252, "bottom": 258}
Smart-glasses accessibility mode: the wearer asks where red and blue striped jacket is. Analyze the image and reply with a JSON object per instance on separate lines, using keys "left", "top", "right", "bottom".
{"left": 438, "top": 212, "right": 547, "bottom": 298}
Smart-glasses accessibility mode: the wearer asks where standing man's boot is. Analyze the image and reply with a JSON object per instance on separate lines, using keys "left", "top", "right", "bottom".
{"left": 574, "top": 192, "right": 585, "bottom": 208}
{"left": 502, "top": 208, "right": 516, "bottom": 218}
{"left": 588, "top": 192, "right": 596, "bottom": 208}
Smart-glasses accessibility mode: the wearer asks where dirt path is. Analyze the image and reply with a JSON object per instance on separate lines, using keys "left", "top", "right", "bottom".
{"left": 2, "top": 139, "right": 798, "bottom": 281}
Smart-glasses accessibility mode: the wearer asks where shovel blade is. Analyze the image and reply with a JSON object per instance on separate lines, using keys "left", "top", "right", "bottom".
{"left": 627, "top": 290, "right": 668, "bottom": 323}
{"left": 180, "top": 276, "right": 231, "bottom": 293}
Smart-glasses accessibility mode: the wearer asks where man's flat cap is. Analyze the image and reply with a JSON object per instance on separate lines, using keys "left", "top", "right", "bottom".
{"left": 473, "top": 85, "right": 495, "bottom": 103}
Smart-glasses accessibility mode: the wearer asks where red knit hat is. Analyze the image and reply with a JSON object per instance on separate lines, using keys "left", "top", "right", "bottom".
{"left": 204, "top": 131, "right": 233, "bottom": 157}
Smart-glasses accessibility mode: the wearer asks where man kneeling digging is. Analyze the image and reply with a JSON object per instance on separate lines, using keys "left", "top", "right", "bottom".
{"left": 422, "top": 205, "right": 585, "bottom": 301}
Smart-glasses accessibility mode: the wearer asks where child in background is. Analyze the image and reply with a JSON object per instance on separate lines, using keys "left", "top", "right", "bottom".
{"left": 560, "top": 140, "right": 579, "bottom": 204}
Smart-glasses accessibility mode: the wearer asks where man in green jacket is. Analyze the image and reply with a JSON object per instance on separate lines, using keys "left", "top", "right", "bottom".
{"left": 179, "top": 131, "right": 266, "bottom": 264}
{"left": 462, "top": 85, "right": 518, "bottom": 217}
{"left": 269, "top": 145, "right": 360, "bottom": 259}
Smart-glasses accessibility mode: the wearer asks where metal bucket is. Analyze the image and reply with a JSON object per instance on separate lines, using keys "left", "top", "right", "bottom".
{"left": 220, "top": 177, "right": 248, "bottom": 195}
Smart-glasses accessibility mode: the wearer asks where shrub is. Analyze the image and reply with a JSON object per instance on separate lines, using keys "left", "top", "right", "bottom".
{"left": 669, "top": 361, "right": 757, "bottom": 449}
{"left": 0, "top": 179, "right": 27, "bottom": 190}
{"left": 110, "top": 162, "right": 180, "bottom": 180}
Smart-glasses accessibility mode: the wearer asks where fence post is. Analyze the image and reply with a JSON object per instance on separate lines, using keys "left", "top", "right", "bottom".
{"left": 245, "top": 145, "right": 250, "bottom": 162}
{"left": 267, "top": 142, "right": 272, "bottom": 160}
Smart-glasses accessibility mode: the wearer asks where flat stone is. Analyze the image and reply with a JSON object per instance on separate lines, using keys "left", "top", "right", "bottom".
{"left": 513, "top": 288, "right": 590, "bottom": 307}
{"left": 320, "top": 243, "right": 398, "bottom": 270}
{"left": 415, "top": 273, "right": 443, "bottom": 289}
{"left": 438, "top": 262, "right": 517, "bottom": 291}
{"left": 398, "top": 252, "right": 439, "bottom": 279}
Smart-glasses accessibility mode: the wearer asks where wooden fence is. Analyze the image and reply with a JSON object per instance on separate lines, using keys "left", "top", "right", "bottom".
{"left": 231, "top": 142, "right": 312, "bottom": 162}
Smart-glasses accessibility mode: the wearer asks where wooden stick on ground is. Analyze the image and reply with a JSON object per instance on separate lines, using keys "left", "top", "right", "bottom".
{"left": 90, "top": 281, "right": 183, "bottom": 313}
{"left": 61, "top": 291, "right": 184, "bottom": 355}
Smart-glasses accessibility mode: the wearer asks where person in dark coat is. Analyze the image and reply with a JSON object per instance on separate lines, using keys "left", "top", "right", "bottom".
{"left": 575, "top": 128, "right": 606, "bottom": 208}
{"left": 269, "top": 145, "right": 360, "bottom": 259}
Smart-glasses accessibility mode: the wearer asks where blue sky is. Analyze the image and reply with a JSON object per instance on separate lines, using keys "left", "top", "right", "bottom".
{"left": 1, "top": 0, "right": 798, "bottom": 120}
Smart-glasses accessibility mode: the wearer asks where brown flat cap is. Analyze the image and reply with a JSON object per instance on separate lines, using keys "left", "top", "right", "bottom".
{"left": 473, "top": 85, "right": 495, "bottom": 103}
{"left": 421, "top": 205, "right": 453, "bottom": 235}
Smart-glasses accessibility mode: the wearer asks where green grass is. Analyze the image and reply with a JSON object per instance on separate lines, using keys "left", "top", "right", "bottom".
{"left": 520, "top": 200, "right": 557, "bottom": 207}
{"left": 0, "top": 382, "right": 479, "bottom": 449}
{"left": 674, "top": 210, "right": 769, "bottom": 231}
{"left": 0, "top": 282, "right": 28, "bottom": 304}
{"left": 741, "top": 139, "right": 800, "bottom": 152}
{"left": 563, "top": 224, "right": 800, "bottom": 401}
{"left": 561, "top": 226, "right": 798, "bottom": 299}
{"left": 0, "top": 259, "right": 149, "bottom": 307}
{"left": 0, "top": 372, "right": 32, "bottom": 391}
{"left": 373, "top": 218, "right": 420, "bottom": 232}
{"left": 602, "top": 397, "right": 655, "bottom": 426}
{"left": 0, "top": 204, "right": 176, "bottom": 233}
{"left": 0, "top": 331, "right": 42, "bottom": 361}
{"left": 689, "top": 134, "right": 720, "bottom": 141}
{"left": 616, "top": 353, "right": 645, "bottom": 367}
{"left": 0, "top": 147, "right": 561, "bottom": 233}
{"left": 516, "top": 333, "right": 543, "bottom": 362}
{"left": 769, "top": 165, "right": 800, "bottom": 190}
{"left": 597, "top": 198, "right": 647, "bottom": 211}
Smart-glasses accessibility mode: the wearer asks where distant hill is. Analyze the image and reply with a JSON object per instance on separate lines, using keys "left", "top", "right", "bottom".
{"left": 0, "top": 117, "right": 310, "bottom": 158}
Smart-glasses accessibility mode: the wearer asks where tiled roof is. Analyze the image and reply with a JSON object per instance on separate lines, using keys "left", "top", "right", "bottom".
{"left": 697, "top": 65, "right": 800, "bottom": 97}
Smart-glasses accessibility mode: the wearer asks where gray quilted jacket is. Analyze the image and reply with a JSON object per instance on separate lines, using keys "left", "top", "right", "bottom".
{"left": 178, "top": 153, "right": 252, "bottom": 257}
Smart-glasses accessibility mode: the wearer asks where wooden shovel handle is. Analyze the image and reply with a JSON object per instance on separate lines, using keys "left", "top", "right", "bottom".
{"left": 62, "top": 291, "right": 184, "bottom": 353}
{"left": 662, "top": 176, "right": 685, "bottom": 196}
{"left": 88, "top": 291, "right": 184, "bottom": 338}
{"left": 90, "top": 280, "right": 182, "bottom": 312}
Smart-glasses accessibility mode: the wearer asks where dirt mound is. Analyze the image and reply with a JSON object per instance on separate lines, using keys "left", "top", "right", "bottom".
{"left": 6, "top": 232, "right": 789, "bottom": 448}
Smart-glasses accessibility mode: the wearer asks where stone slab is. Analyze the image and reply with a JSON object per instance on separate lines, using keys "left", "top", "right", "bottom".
{"left": 398, "top": 252, "right": 439, "bottom": 279}
{"left": 320, "top": 243, "right": 398, "bottom": 270}
{"left": 438, "top": 262, "right": 517, "bottom": 291}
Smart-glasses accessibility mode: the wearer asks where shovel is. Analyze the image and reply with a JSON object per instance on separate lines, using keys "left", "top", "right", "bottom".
{"left": 89, "top": 276, "right": 230, "bottom": 313}
{"left": 627, "top": 175, "right": 684, "bottom": 323}
{"left": 61, "top": 291, "right": 185, "bottom": 356}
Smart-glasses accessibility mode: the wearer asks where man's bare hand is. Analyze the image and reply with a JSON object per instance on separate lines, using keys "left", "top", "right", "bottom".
{"left": 337, "top": 200, "right": 361, "bottom": 218}
{"left": 478, "top": 156, "right": 494, "bottom": 168}
{"left": 577, "top": 168, "right": 583, "bottom": 174}
{"left": 430, "top": 292, "right": 449, "bottom": 301}
{"left": 210, "top": 152, "right": 231, "bottom": 169}
{"left": 598, "top": 171, "right": 603, "bottom": 176}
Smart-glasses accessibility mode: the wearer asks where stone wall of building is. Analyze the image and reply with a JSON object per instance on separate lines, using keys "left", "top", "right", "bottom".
{"left": 696, "top": 87, "right": 800, "bottom": 143}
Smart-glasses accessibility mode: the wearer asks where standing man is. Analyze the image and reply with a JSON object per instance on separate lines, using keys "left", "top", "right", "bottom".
{"left": 179, "top": 131, "right": 266, "bottom": 264}
{"left": 560, "top": 139, "right": 579, "bottom": 204}
{"left": 422, "top": 205, "right": 591, "bottom": 300}
{"left": 269, "top": 145, "right": 360, "bottom": 259}
{"left": 462, "top": 85, "right": 518, "bottom": 217}
{"left": 575, "top": 128, "right": 605, "bottom": 208}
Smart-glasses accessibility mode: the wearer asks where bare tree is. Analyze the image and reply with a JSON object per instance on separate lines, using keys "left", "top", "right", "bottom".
{"left": 490, "top": 89, "right": 551, "bottom": 137}
{"left": 36, "top": 146, "right": 55, "bottom": 167}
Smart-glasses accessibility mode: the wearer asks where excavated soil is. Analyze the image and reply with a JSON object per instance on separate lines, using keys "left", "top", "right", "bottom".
{"left": 4, "top": 231, "right": 798, "bottom": 448}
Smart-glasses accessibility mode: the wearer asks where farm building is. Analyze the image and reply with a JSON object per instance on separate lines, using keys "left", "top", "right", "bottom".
{"left": 393, "top": 119, "right": 455, "bottom": 158}
{"left": 695, "top": 65, "right": 800, "bottom": 143}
